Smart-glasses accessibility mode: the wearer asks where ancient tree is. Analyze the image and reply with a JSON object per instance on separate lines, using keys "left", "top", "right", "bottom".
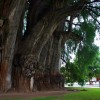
{"left": 0, "top": 0, "right": 100, "bottom": 92}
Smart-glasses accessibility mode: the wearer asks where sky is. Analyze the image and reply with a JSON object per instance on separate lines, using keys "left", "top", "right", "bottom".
{"left": 94, "top": 31, "right": 100, "bottom": 48}
{"left": 94, "top": 17, "right": 100, "bottom": 49}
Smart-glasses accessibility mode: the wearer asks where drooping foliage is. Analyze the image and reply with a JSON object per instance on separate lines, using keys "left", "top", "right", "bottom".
{"left": 61, "top": 1, "right": 100, "bottom": 84}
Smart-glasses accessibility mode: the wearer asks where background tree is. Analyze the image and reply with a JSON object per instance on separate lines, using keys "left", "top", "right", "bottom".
{"left": 88, "top": 52, "right": 100, "bottom": 79}
{"left": 60, "top": 43, "right": 99, "bottom": 86}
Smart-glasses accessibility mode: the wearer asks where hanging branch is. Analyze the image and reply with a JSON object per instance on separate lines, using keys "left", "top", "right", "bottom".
{"left": 87, "top": 7, "right": 100, "bottom": 16}
{"left": 86, "top": 0, "right": 100, "bottom": 4}
{"left": 88, "top": 6, "right": 100, "bottom": 10}
{"left": 61, "top": 57, "right": 67, "bottom": 63}
{"left": 89, "top": 11, "right": 100, "bottom": 25}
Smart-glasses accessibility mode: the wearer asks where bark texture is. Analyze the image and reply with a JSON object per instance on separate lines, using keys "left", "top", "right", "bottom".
{"left": 0, "top": 0, "right": 26, "bottom": 92}
{"left": 0, "top": 0, "right": 87, "bottom": 92}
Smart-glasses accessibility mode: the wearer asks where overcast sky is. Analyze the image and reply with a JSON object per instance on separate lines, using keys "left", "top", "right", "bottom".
{"left": 94, "top": 32, "right": 100, "bottom": 47}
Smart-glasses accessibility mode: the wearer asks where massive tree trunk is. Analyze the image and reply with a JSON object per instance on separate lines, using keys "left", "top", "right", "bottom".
{"left": 0, "top": 0, "right": 87, "bottom": 92}
{"left": 0, "top": 0, "right": 26, "bottom": 92}
{"left": 12, "top": 0, "right": 86, "bottom": 91}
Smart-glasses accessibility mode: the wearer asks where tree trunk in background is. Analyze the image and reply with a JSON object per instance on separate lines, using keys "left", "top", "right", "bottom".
{"left": 37, "top": 32, "right": 64, "bottom": 89}
{"left": 50, "top": 33, "right": 63, "bottom": 72}
{"left": 39, "top": 40, "right": 51, "bottom": 68}
{"left": 0, "top": 0, "right": 26, "bottom": 92}
{"left": 44, "top": 37, "right": 54, "bottom": 70}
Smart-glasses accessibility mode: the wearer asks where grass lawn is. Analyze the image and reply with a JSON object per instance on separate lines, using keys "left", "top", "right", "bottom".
{"left": 31, "top": 88, "right": 100, "bottom": 100}
{"left": 2, "top": 88, "right": 100, "bottom": 100}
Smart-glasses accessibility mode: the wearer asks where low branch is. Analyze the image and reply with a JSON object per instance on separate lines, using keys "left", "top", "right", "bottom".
{"left": 87, "top": 7, "right": 100, "bottom": 16}
{"left": 70, "top": 33, "right": 83, "bottom": 42}
{"left": 61, "top": 57, "right": 67, "bottom": 63}
{"left": 56, "top": 30, "right": 83, "bottom": 43}
{"left": 89, "top": 12, "right": 100, "bottom": 25}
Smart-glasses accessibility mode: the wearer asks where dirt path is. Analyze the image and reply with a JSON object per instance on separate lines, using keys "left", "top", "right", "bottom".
{"left": 0, "top": 89, "right": 76, "bottom": 99}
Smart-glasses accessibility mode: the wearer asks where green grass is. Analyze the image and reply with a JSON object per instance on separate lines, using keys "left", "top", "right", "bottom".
{"left": 62, "top": 88, "right": 100, "bottom": 100}
{"left": 2, "top": 88, "right": 100, "bottom": 100}
{"left": 31, "top": 88, "right": 100, "bottom": 100}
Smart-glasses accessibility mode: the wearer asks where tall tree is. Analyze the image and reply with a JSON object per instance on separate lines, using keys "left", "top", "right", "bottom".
{"left": 0, "top": 0, "right": 100, "bottom": 92}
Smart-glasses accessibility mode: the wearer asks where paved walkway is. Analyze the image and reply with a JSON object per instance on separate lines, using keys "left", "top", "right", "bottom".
{"left": 0, "top": 89, "right": 75, "bottom": 99}
{"left": 65, "top": 81, "right": 100, "bottom": 88}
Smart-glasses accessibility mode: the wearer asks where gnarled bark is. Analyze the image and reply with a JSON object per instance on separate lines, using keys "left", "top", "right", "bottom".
{"left": 0, "top": 0, "right": 26, "bottom": 92}
{"left": 0, "top": 0, "right": 87, "bottom": 92}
